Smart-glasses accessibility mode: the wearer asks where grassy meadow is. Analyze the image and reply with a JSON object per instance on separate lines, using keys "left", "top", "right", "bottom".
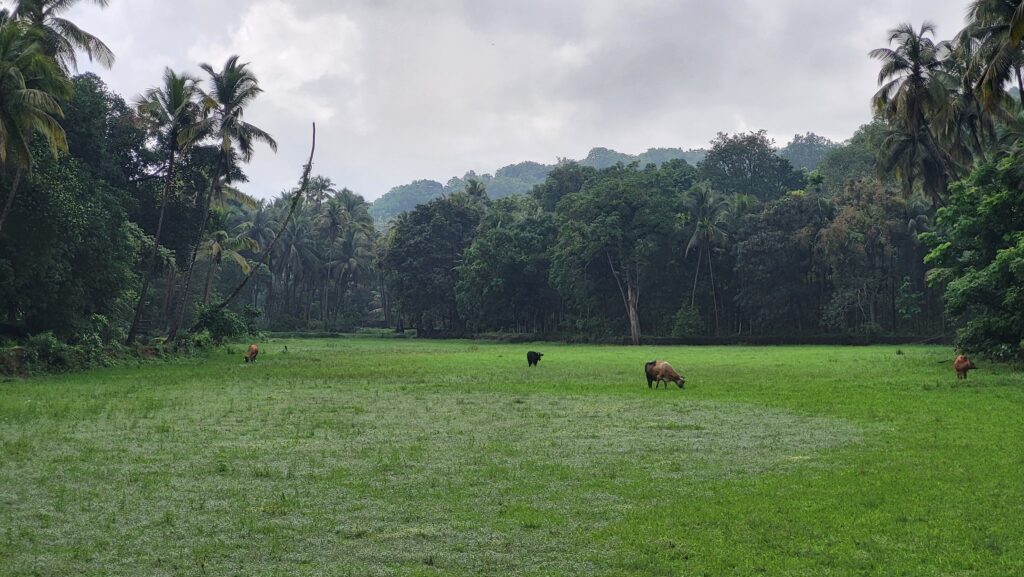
{"left": 1, "top": 338, "right": 1022, "bottom": 576}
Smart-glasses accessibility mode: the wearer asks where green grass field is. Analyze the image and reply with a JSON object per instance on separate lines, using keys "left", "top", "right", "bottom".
{"left": 1, "top": 339, "right": 1022, "bottom": 576}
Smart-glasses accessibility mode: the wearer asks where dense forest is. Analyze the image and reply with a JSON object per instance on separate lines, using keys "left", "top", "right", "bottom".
{"left": 2, "top": 0, "right": 1024, "bottom": 372}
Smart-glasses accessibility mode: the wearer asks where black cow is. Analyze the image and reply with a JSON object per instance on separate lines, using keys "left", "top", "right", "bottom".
{"left": 527, "top": 351, "right": 543, "bottom": 367}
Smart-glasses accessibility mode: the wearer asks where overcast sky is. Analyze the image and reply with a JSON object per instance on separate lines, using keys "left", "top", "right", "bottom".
{"left": 55, "top": 0, "right": 966, "bottom": 201}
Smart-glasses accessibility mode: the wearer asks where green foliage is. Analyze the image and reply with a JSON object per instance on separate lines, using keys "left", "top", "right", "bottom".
{"left": 734, "top": 192, "right": 834, "bottom": 332}
{"left": 551, "top": 163, "right": 684, "bottom": 344}
{"left": 0, "top": 142, "right": 141, "bottom": 336}
{"left": 818, "top": 121, "right": 890, "bottom": 194}
{"left": 670, "top": 304, "right": 705, "bottom": 337}
{"left": 192, "top": 306, "right": 248, "bottom": 344}
{"left": 382, "top": 195, "right": 482, "bottom": 335}
{"left": 0, "top": 16, "right": 71, "bottom": 170}
{"left": 368, "top": 179, "right": 444, "bottom": 223}
{"left": 456, "top": 197, "right": 559, "bottom": 333}
{"left": 698, "top": 130, "right": 806, "bottom": 200}
{"left": 923, "top": 161, "right": 1024, "bottom": 359}
{"left": 779, "top": 132, "right": 838, "bottom": 171}
{"left": 530, "top": 161, "right": 598, "bottom": 212}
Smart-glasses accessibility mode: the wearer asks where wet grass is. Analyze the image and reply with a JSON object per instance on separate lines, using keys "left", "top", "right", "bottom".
{"left": 1, "top": 339, "right": 1022, "bottom": 576}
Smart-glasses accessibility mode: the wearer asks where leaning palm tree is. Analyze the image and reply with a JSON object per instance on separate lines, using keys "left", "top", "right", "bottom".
{"left": 870, "top": 22, "right": 957, "bottom": 204}
{"left": 126, "top": 67, "right": 203, "bottom": 343}
{"left": 0, "top": 15, "right": 71, "bottom": 234}
{"left": 10, "top": 0, "right": 114, "bottom": 72}
{"left": 167, "top": 55, "right": 277, "bottom": 342}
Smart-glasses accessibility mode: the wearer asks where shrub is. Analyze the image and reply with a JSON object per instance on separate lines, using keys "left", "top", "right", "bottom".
{"left": 671, "top": 305, "right": 706, "bottom": 337}
{"left": 183, "top": 330, "right": 214, "bottom": 352}
{"left": 24, "top": 332, "right": 78, "bottom": 373}
{"left": 193, "top": 307, "right": 248, "bottom": 344}
{"left": 241, "top": 305, "right": 262, "bottom": 334}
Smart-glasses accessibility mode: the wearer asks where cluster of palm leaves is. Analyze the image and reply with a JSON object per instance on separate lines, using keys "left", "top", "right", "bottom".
{"left": 871, "top": 1, "right": 1024, "bottom": 205}
{"left": 125, "top": 54, "right": 279, "bottom": 342}
{"left": 230, "top": 180, "right": 378, "bottom": 329}
{"left": 0, "top": 0, "right": 109, "bottom": 234}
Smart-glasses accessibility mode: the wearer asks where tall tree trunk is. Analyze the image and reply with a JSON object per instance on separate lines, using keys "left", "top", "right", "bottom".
{"left": 381, "top": 269, "right": 391, "bottom": 327}
{"left": 626, "top": 276, "right": 641, "bottom": 346}
{"left": 1016, "top": 66, "right": 1024, "bottom": 107}
{"left": 161, "top": 266, "right": 177, "bottom": 326}
{"left": 127, "top": 150, "right": 176, "bottom": 343}
{"left": 606, "top": 250, "right": 641, "bottom": 345}
{"left": 266, "top": 265, "right": 275, "bottom": 319}
{"left": 168, "top": 174, "right": 218, "bottom": 342}
{"left": 690, "top": 248, "right": 703, "bottom": 307}
{"left": 969, "top": 118, "right": 988, "bottom": 164}
{"left": 202, "top": 260, "right": 215, "bottom": 306}
{"left": 706, "top": 246, "right": 720, "bottom": 335}
{"left": 0, "top": 166, "right": 24, "bottom": 236}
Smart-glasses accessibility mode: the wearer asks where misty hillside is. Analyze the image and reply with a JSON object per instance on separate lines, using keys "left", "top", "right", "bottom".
{"left": 369, "top": 147, "right": 707, "bottom": 223}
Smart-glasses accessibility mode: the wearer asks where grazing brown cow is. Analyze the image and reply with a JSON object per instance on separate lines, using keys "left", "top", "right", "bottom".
{"left": 954, "top": 355, "right": 976, "bottom": 379}
{"left": 244, "top": 344, "right": 259, "bottom": 363}
{"left": 645, "top": 360, "right": 685, "bottom": 389}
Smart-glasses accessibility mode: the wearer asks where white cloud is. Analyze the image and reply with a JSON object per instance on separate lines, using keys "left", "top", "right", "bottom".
{"left": 65, "top": 0, "right": 969, "bottom": 200}
{"left": 188, "top": 0, "right": 365, "bottom": 127}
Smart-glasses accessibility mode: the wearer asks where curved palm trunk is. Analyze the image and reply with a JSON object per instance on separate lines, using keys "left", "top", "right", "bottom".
{"left": 0, "top": 166, "right": 24, "bottom": 236}
{"left": 211, "top": 125, "right": 316, "bottom": 315}
{"left": 127, "top": 150, "right": 175, "bottom": 344}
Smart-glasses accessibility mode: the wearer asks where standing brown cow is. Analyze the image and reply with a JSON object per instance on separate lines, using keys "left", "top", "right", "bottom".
{"left": 645, "top": 360, "right": 686, "bottom": 389}
{"left": 244, "top": 344, "right": 259, "bottom": 363}
{"left": 953, "top": 355, "right": 976, "bottom": 379}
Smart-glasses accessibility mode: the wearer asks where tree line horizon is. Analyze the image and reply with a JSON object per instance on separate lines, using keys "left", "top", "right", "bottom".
{"left": 2, "top": 0, "right": 1023, "bottom": 364}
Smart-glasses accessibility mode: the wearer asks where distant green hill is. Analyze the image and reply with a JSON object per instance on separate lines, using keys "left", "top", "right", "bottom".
{"left": 369, "top": 147, "right": 707, "bottom": 223}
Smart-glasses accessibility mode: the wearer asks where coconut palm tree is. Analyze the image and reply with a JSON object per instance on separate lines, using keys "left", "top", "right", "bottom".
{"left": 126, "top": 67, "right": 203, "bottom": 343}
{"left": 870, "top": 22, "right": 957, "bottom": 204}
{"left": 168, "top": 55, "right": 277, "bottom": 342}
{"left": 936, "top": 36, "right": 995, "bottom": 165}
{"left": 10, "top": 0, "right": 114, "bottom": 72}
{"left": 198, "top": 212, "right": 258, "bottom": 305}
{"left": 965, "top": 0, "right": 1024, "bottom": 112}
{"left": 307, "top": 175, "right": 336, "bottom": 211}
{"left": 0, "top": 15, "right": 71, "bottom": 234}
{"left": 464, "top": 178, "right": 487, "bottom": 199}
{"left": 685, "top": 184, "right": 729, "bottom": 333}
